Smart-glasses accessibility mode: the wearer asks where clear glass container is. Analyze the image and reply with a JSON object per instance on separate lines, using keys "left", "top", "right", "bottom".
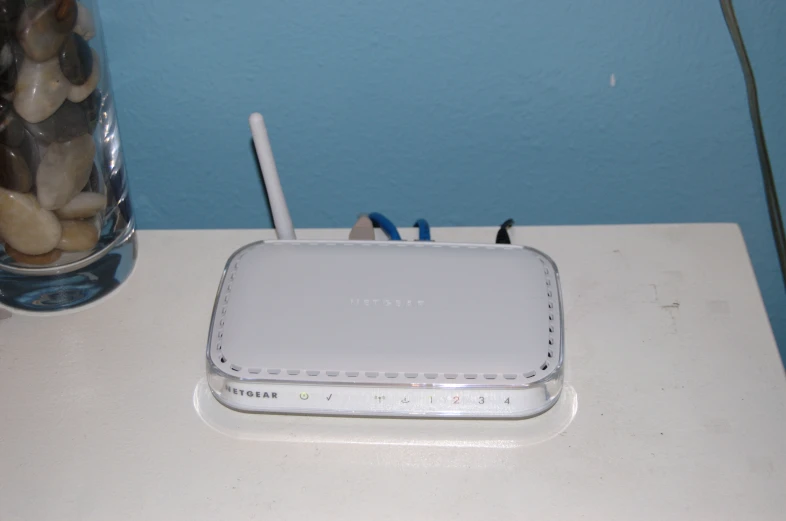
{"left": 0, "top": 0, "right": 135, "bottom": 312}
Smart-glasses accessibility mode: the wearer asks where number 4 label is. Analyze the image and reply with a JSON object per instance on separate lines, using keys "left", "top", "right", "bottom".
{"left": 504, "top": 398, "right": 510, "bottom": 404}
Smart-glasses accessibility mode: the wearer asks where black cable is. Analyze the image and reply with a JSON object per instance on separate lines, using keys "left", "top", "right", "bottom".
{"left": 496, "top": 218, "right": 514, "bottom": 244}
{"left": 720, "top": 0, "right": 786, "bottom": 289}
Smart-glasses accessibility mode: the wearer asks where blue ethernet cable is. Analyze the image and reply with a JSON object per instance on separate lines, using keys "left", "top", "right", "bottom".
{"left": 413, "top": 219, "right": 431, "bottom": 241}
{"left": 367, "top": 212, "right": 401, "bottom": 240}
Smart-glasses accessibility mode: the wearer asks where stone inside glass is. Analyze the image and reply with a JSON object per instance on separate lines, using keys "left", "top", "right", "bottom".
{"left": 0, "top": 0, "right": 127, "bottom": 271}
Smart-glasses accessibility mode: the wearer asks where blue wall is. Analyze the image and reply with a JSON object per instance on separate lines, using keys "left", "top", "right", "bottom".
{"left": 98, "top": 0, "right": 786, "bottom": 353}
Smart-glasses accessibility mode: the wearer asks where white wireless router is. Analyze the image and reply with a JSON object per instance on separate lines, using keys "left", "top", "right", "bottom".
{"left": 205, "top": 113, "right": 564, "bottom": 419}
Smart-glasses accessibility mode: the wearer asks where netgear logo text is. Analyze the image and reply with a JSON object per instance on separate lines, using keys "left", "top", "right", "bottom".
{"left": 350, "top": 298, "right": 425, "bottom": 308}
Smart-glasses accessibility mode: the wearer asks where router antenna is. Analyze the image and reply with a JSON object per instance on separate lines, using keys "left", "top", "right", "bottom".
{"left": 249, "top": 112, "right": 296, "bottom": 240}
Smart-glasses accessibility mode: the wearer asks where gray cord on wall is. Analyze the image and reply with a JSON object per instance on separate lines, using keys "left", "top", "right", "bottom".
{"left": 720, "top": 0, "right": 786, "bottom": 289}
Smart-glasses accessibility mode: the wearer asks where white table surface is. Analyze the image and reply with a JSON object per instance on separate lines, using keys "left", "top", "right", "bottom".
{"left": 1, "top": 224, "right": 785, "bottom": 521}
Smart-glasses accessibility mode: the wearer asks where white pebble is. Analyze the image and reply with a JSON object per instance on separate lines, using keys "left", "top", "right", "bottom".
{"left": 36, "top": 134, "right": 96, "bottom": 210}
{"left": 0, "top": 189, "right": 61, "bottom": 255}
{"left": 55, "top": 192, "right": 106, "bottom": 219}
{"left": 75, "top": 2, "right": 97, "bottom": 41}
{"left": 13, "top": 57, "right": 70, "bottom": 124}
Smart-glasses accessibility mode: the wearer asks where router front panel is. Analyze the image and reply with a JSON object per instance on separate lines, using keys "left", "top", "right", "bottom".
{"left": 208, "top": 374, "right": 563, "bottom": 418}
{"left": 206, "top": 240, "right": 564, "bottom": 419}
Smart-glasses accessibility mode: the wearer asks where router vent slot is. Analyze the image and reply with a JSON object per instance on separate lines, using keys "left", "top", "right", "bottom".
{"left": 214, "top": 255, "right": 242, "bottom": 370}
{"left": 541, "top": 260, "right": 559, "bottom": 375}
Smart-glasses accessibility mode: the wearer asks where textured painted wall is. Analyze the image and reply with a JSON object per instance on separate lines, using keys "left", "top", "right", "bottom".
{"left": 97, "top": 0, "right": 786, "bottom": 354}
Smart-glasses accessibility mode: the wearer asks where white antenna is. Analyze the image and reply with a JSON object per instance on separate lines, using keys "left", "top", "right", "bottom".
{"left": 249, "top": 112, "right": 296, "bottom": 240}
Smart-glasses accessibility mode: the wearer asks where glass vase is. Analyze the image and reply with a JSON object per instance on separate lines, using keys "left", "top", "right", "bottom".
{"left": 0, "top": 0, "right": 136, "bottom": 312}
